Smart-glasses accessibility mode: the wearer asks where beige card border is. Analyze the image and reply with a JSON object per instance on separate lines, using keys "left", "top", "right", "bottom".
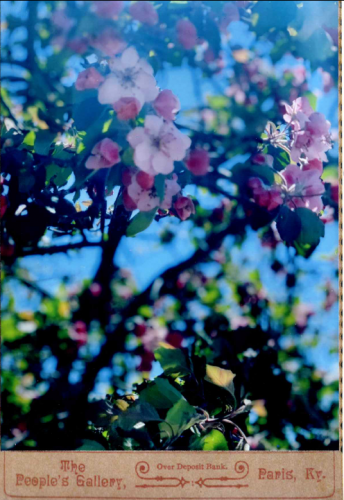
{"left": 1, "top": 450, "right": 340, "bottom": 500}
{"left": 0, "top": 1, "right": 343, "bottom": 500}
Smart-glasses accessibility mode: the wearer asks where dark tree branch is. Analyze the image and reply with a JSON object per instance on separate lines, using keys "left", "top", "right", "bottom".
{"left": 7, "top": 271, "right": 53, "bottom": 299}
{"left": 62, "top": 214, "right": 245, "bottom": 411}
{"left": 16, "top": 241, "right": 102, "bottom": 257}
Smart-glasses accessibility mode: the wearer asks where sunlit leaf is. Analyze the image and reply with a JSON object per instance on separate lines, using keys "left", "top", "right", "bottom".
{"left": 205, "top": 365, "right": 236, "bottom": 394}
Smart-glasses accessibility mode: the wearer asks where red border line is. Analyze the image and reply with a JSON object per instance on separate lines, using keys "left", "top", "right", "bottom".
{"left": 3, "top": 451, "right": 336, "bottom": 500}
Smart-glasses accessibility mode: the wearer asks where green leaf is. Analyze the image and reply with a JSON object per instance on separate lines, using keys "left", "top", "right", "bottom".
{"left": 137, "top": 305, "right": 153, "bottom": 318}
{"left": 77, "top": 439, "right": 106, "bottom": 451}
{"left": 53, "top": 143, "right": 74, "bottom": 161}
{"left": 122, "top": 148, "right": 134, "bottom": 166}
{"left": 159, "top": 398, "right": 199, "bottom": 439}
{"left": 34, "top": 130, "right": 56, "bottom": 155}
{"left": 293, "top": 208, "right": 325, "bottom": 257}
{"left": 202, "top": 429, "right": 229, "bottom": 450}
{"left": 102, "top": 118, "right": 113, "bottom": 133}
{"left": 176, "top": 167, "right": 192, "bottom": 187}
{"left": 117, "top": 402, "right": 160, "bottom": 431}
{"left": 205, "top": 365, "right": 236, "bottom": 394}
{"left": 304, "top": 92, "right": 317, "bottom": 112}
{"left": 231, "top": 163, "right": 275, "bottom": 187}
{"left": 73, "top": 97, "right": 104, "bottom": 131}
{"left": 207, "top": 95, "right": 228, "bottom": 110}
{"left": 271, "top": 150, "right": 290, "bottom": 170}
{"left": 154, "top": 174, "right": 165, "bottom": 201}
{"left": 106, "top": 166, "right": 122, "bottom": 192}
{"left": 276, "top": 206, "right": 302, "bottom": 244}
{"left": 322, "top": 165, "right": 339, "bottom": 180}
{"left": 21, "top": 131, "right": 36, "bottom": 149}
{"left": 140, "top": 379, "right": 182, "bottom": 409}
{"left": 18, "top": 172, "right": 35, "bottom": 193}
{"left": 296, "top": 29, "right": 333, "bottom": 69}
{"left": 155, "top": 347, "right": 192, "bottom": 378}
{"left": 46, "top": 164, "right": 72, "bottom": 187}
{"left": 190, "top": 429, "right": 229, "bottom": 450}
{"left": 126, "top": 209, "right": 157, "bottom": 237}
{"left": 253, "top": 1, "right": 298, "bottom": 37}
{"left": 2, "top": 317, "right": 28, "bottom": 342}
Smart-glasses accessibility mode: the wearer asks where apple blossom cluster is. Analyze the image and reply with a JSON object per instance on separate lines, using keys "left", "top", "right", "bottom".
{"left": 283, "top": 97, "right": 332, "bottom": 163}
{"left": 51, "top": 2, "right": 251, "bottom": 72}
{"left": 75, "top": 45, "right": 210, "bottom": 220}
{"left": 248, "top": 97, "right": 332, "bottom": 215}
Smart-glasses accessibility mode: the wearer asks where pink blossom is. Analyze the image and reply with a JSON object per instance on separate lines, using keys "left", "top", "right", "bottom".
{"left": 90, "top": 29, "right": 127, "bottom": 57}
{"left": 136, "top": 171, "right": 155, "bottom": 190}
{"left": 137, "top": 351, "right": 155, "bottom": 372}
{"left": 248, "top": 178, "right": 283, "bottom": 212}
{"left": 85, "top": 138, "right": 121, "bottom": 170}
{"left": 127, "top": 115, "right": 191, "bottom": 176}
{"left": 67, "top": 37, "right": 89, "bottom": 54}
{"left": 212, "top": 199, "right": 232, "bottom": 222}
{"left": 153, "top": 90, "right": 180, "bottom": 121}
{"left": 127, "top": 179, "right": 160, "bottom": 211}
{"left": 290, "top": 129, "right": 331, "bottom": 163}
{"left": 280, "top": 164, "right": 325, "bottom": 214}
{"left": 330, "top": 181, "right": 339, "bottom": 204}
{"left": 127, "top": 173, "right": 180, "bottom": 212}
{"left": 284, "top": 99, "right": 332, "bottom": 163}
{"left": 294, "top": 304, "right": 314, "bottom": 334}
{"left": 160, "top": 175, "right": 181, "bottom": 209}
{"left": 93, "top": 1, "right": 124, "bottom": 18}
{"left": 75, "top": 67, "right": 105, "bottom": 91}
{"left": 141, "top": 321, "right": 168, "bottom": 352}
{"left": 129, "top": 1, "right": 159, "bottom": 26}
{"left": 204, "top": 48, "right": 215, "bottom": 63}
{"left": 177, "top": 20, "right": 198, "bottom": 50}
{"left": 122, "top": 168, "right": 134, "bottom": 187}
{"left": 113, "top": 97, "right": 141, "bottom": 120}
{"left": 1, "top": 195, "right": 7, "bottom": 219}
{"left": 225, "top": 84, "right": 246, "bottom": 104}
{"left": 252, "top": 153, "right": 274, "bottom": 168}
{"left": 174, "top": 196, "right": 195, "bottom": 221}
{"left": 236, "top": 1, "right": 250, "bottom": 8}
{"left": 321, "top": 70, "right": 334, "bottom": 93}
{"left": 219, "top": 3, "right": 240, "bottom": 31}
{"left": 1, "top": 242, "right": 15, "bottom": 258}
{"left": 323, "top": 280, "right": 338, "bottom": 311}
{"left": 98, "top": 47, "right": 158, "bottom": 107}
{"left": 284, "top": 66, "right": 306, "bottom": 87}
{"left": 89, "top": 283, "right": 102, "bottom": 297}
{"left": 124, "top": 173, "right": 181, "bottom": 212}
{"left": 123, "top": 189, "right": 138, "bottom": 211}
{"left": 186, "top": 149, "right": 210, "bottom": 176}
{"left": 230, "top": 315, "right": 251, "bottom": 330}
{"left": 51, "top": 10, "right": 75, "bottom": 32}
{"left": 166, "top": 332, "right": 183, "bottom": 348}
{"left": 302, "top": 158, "right": 323, "bottom": 174}
{"left": 51, "top": 35, "right": 67, "bottom": 51}
{"left": 69, "top": 321, "right": 88, "bottom": 347}
{"left": 306, "top": 112, "right": 331, "bottom": 137}
{"left": 135, "top": 322, "right": 147, "bottom": 337}
{"left": 283, "top": 97, "right": 314, "bottom": 130}
{"left": 284, "top": 97, "right": 331, "bottom": 163}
